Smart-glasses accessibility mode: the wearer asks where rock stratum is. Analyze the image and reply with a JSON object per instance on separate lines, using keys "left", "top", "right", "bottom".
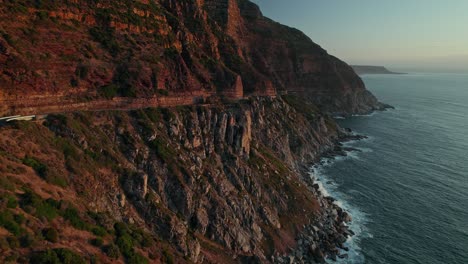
{"left": 0, "top": 0, "right": 384, "bottom": 116}
{"left": 0, "top": 0, "right": 386, "bottom": 263}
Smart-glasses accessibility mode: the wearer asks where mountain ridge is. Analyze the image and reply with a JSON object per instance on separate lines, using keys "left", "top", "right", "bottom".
{"left": 351, "top": 65, "right": 406, "bottom": 75}
{"left": 1, "top": 0, "right": 384, "bottom": 116}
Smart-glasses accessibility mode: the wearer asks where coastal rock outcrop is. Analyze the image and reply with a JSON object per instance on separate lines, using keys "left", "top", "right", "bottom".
{"left": 0, "top": 96, "right": 356, "bottom": 262}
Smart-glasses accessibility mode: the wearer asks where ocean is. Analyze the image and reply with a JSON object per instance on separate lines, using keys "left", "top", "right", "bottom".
{"left": 311, "top": 73, "right": 468, "bottom": 264}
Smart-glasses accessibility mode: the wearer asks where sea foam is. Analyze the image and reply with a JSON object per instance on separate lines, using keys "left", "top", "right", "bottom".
{"left": 309, "top": 144, "right": 372, "bottom": 263}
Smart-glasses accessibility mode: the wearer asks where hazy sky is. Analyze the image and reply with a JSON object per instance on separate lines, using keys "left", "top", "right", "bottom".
{"left": 251, "top": 0, "right": 468, "bottom": 73}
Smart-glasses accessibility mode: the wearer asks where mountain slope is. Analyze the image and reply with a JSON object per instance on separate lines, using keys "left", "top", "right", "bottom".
{"left": 0, "top": 1, "right": 384, "bottom": 263}
{"left": 0, "top": 97, "right": 353, "bottom": 263}
{"left": 1, "top": 0, "right": 382, "bottom": 115}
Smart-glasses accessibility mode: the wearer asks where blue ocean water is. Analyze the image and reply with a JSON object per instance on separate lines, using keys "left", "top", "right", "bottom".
{"left": 312, "top": 73, "right": 468, "bottom": 264}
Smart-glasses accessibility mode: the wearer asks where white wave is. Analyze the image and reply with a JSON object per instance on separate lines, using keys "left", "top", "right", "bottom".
{"left": 309, "top": 146, "right": 373, "bottom": 263}
{"left": 352, "top": 111, "right": 378, "bottom": 117}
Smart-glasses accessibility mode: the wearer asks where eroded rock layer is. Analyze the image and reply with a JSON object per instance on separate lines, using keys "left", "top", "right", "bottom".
{"left": 0, "top": 0, "right": 382, "bottom": 115}
{"left": 0, "top": 97, "right": 354, "bottom": 263}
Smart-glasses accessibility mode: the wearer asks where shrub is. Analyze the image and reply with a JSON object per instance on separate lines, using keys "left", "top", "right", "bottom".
{"left": 7, "top": 236, "right": 20, "bottom": 249}
{"left": 145, "top": 108, "right": 161, "bottom": 123}
{"left": 6, "top": 195, "right": 18, "bottom": 208}
{"left": 90, "top": 237, "right": 103, "bottom": 247}
{"left": 56, "top": 248, "right": 87, "bottom": 264}
{"left": 63, "top": 207, "right": 87, "bottom": 230}
{"left": 30, "top": 249, "right": 60, "bottom": 263}
{"left": 140, "top": 234, "right": 153, "bottom": 248}
{"left": 89, "top": 27, "right": 120, "bottom": 57}
{"left": 36, "top": 11, "right": 49, "bottom": 20}
{"left": 34, "top": 200, "right": 58, "bottom": 221}
{"left": 113, "top": 222, "right": 129, "bottom": 236}
{"left": 103, "top": 243, "right": 120, "bottom": 259}
{"left": 99, "top": 84, "right": 119, "bottom": 99}
{"left": 163, "top": 249, "right": 174, "bottom": 264}
{"left": 43, "top": 228, "right": 59, "bottom": 243}
{"left": 164, "top": 47, "right": 179, "bottom": 59}
{"left": 91, "top": 226, "right": 107, "bottom": 237}
{"left": 22, "top": 156, "right": 47, "bottom": 178}
{"left": 75, "top": 65, "right": 89, "bottom": 79}
{"left": 116, "top": 233, "right": 134, "bottom": 257}
{"left": 148, "top": 138, "right": 175, "bottom": 162}
{"left": 20, "top": 233, "right": 36, "bottom": 247}
{"left": 31, "top": 248, "right": 86, "bottom": 264}
{"left": 20, "top": 190, "right": 59, "bottom": 221}
{"left": 14, "top": 213, "right": 26, "bottom": 225}
{"left": 128, "top": 252, "right": 149, "bottom": 264}
{"left": 70, "top": 78, "right": 79, "bottom": 87}
{"left": 156, "top": 89, "right": 169, "bottom": 96}
{"left": 0, "top": 210, "right": 23, "bottom": 236}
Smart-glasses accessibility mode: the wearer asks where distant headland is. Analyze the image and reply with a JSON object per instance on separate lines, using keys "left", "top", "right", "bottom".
{"left": 351, "top": 65, "right": 406, "bottom": 75}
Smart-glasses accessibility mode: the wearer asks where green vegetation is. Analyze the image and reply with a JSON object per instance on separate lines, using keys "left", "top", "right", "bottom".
{"left": 75, "top": 64, "right": 89, "bottom": 80}
{"left": 30, "top": 248, "right": 86, "bottom": 264}
{"left": 282, "top": 95, "right": 319, "bottom": 121}
{"left": 20, "top": 233, "right": 36, "bottom": 247}
{"left": 163, "top": 47, "right": 179, "bottom": 59}
{"left": 103, "top": 243, "right": 120, "bottom": 259}
{"left": 22, "top": 156, "right": 47, "bottom": 178}
{"left": 113, "top": 222, "right": 150, "bottom": 263}
{"left": 256, "top": 146, "right": 288, "bottom": 174}
{"left": 156, "top": 89, "right": 169, "bottom": 96}
{"left": 90, "top": 26, "right": 120, "bottom": 57}
{"left": 148, "top": 137, "right": 176, "bottom": 162}
{"left": 99, "top": 84, "right": 119, "bottom": 99}
{"left": 36, "top": 10, "right": 49, "bottom": 21}
{"left": 23, "top": 153, "right": 67, "bottom": 187}
{"left": 20, "top": 190, "right": 59, "bottom": 221}
{"left": 6, "top": 194, "right": 18, "bottom": 208}
{"left": 144, "top": 108, "right": 162, "bottom": 123}
{"left": 0, "top": 210, "right": 24, "bottom": 236}
{"left": 0, "top": 30, "right": 14, "bottom": 46}
{"left": 91, "top": 226, "right": 107, "bottom": 237}
{"left": 162, "top": 248, "right": 175, "bottom": 264}
{"left": 42, "top": 227, "right": 59, "bottom": 243}
{"left": 90, "top": 237, "right": 103, "bottom": 247}
{"left": 63, "top": 206, "right": 88, "bottom": 230}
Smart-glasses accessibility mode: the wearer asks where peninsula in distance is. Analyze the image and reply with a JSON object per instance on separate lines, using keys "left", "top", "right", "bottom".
{"left": 351, "top": 65, "right": 406, "bottom": 75}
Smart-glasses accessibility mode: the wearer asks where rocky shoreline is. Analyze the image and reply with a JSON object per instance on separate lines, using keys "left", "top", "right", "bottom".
{"left": 274, "top": 129, "right": 368, "bottom": 263}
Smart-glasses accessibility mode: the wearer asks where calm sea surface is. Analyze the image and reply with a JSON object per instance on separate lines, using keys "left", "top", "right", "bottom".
{"left": 312, "top": 73, "right": 468, "bottom": 263}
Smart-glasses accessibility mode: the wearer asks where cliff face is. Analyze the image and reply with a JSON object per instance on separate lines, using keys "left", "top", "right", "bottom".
{"left": 0, "top": 0, "right": 382, "bottom": 115}
{"left": 0, "top": 97, "right": 353, "bottom": 263}
{"left": 0, "top": 1, "right": 382, "bottom": 262}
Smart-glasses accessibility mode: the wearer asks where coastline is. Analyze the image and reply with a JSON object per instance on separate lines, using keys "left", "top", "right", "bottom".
{"left": 275, "top": 129, "right": 371, "bottom": 263}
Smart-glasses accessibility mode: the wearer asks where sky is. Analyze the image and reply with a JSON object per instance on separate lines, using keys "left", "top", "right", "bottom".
{"left": 251, "top": 0, "right": 468, "bottom": 73}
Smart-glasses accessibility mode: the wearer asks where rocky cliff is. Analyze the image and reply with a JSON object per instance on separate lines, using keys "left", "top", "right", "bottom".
{"left": 0, "top": 97, "right": 355, "bottom": 263}
{"left": 0, "top": 0, "right": 383, "bottom": 116}
{"left": 0, "top": 1, "right": 385, "bottom": 263}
